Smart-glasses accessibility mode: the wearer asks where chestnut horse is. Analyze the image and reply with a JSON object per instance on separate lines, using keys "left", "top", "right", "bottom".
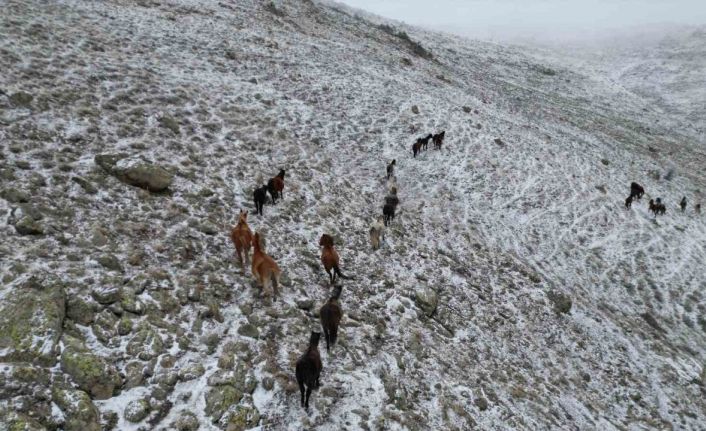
{"left": 319, "top": 234, "right": 351, "bottom": 285}
{"left": 230, "top": 210, "right": 252, "bottom": 273}
{"left": 267, "top": 169, "right": 286, "bottom": 204}
{"left": 251, "top": 232, "right": 281, "bottom": 296}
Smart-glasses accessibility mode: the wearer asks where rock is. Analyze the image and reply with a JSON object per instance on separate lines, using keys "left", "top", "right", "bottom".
{"left": 640, "top": 312, "right": 664, "bottom": 332}
{"left": 66, "top": 296, "right": 96, "bottom": 325}
{"left": 94, "top": 153, "right": 128, "bottom": 172}
{"left": 494, "top": 138, "right": 505, "bottom": 147}
{"left": 60, "top": 335, "right": 122, "bottom": 399}
{"left": 121, "top": 290, "right": 145, "bottom": 315}
{"left": 124, "top": 361, "right": 146, "bottom": 390}
{"left": 601, "top": 158, "right": 610, "bottom": 166}
{"left": 296, "top": 299, "right": 314, "bottom": 310}
{"left": 9, "top": 91, "right": 33, "bottom": 108}
{"left": 414, "top": 287, "right": 438, "bottom": 317}
{"left": 15, "top": 216, "right": 44, "bottom": 235}
{"left": 96, "top": 254, "right": 123, "bottom": 272}
{"left": 224, "top": 404, "right": 261, "bottom": 431}
{"left": 474, "top": 397, "right": 489, "bottom": 411}
{"left": 117, "top": 317, "right": 133, "bottom": 336}
{"left": 126, "top": 326, "right": 164, "bottom": 360}
{"left": 411, "top": 105, "right": 419, "bottom": 114}
{"left": 112, "top": 159, "right": 174, "bottom": 192}
{"left": 262, "top": 376, "right": 274, "bottom": 391}
{"left": 52, "top": 386, "right": 101, "bottom": 431}
{"left": 198, "top": 222, "right": 219, "bottom": 235}
{"left": 547, "top": 290, "right": 572, "bottom": 314}
{"left": 462, "top": 106, "right": 472, "bottom": 113}
{"left": 0, "top": 277, "right": 65, "bottom": 366}
{"left": 218, "top": 353, "right": 235, "bottom": 370}
{"left": 1, "top": 187, "right": 30, "bottom": 203}
{"left": 159, "top": 115, "right": 180, "bottom": 134}
{"left": 102, "top": 410, "right": 118, "bottom": 431}
{"left": 124, "top": 399, "right": 151, "bottom": 423}
{"left": 71, "top": 176, "right": 98, "bottom": 194}
{"left": 172, "top": 411, "right": 199, "bottom": 431}
{"left": 205, "top": 385, "right": 243, "bottom": 422}
{"left": 237, "top": 323, "right": 259, "bottom": 339}
{"left": 91, "top": 286, "right": 122, "bottom": 304}
{"left": 178, "top": 363, "right": 206, "bottom": 382}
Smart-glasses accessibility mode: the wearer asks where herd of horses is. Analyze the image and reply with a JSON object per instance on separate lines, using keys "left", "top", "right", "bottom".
{"left": 230, "top": 133, "right": 703, "bottom": 413}
{"left": 625, "top": 181, "right": 701, "bottom": 217}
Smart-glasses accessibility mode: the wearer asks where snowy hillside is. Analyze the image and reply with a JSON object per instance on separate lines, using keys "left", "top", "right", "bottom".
{"left": 1, "top": 0, "right": 705, "bottom": 430}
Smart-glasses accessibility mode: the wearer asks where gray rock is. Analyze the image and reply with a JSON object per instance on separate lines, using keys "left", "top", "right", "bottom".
{"left": 15, "top": 216, "right": 44, "bottom": 235}
{"left": 9, "top": 91, "right": 33, "bottom": 108}
{"left": 97, "top": 254, "right": 123, "bottom": 272}
{"left": 124, "top": 399, "right": 150, "bottom": 423}
{"left": 204, "top": 385, "right": 243, "bottom": 422}
{"left": 414, "top": 287, "right": 438, "bottom": 317}
{"left": 66, "top": 296, "right": 96, "bottom": 325}
{"left": 178, "top": 363, "right": 206, "bottom": 382}
{"left": 91, "top": 286, "right": 122, "bottom": 304}
{"left": 159, "top": 115, "right": 180, "bottom": 134}
{"left": 223, "top": 403, "right": 261, "bottom": 431}
{"left": 113, "top": 159, "right": 173, "bottom": 192}
{"left": 60, "top": 335, "right": 122, "bottom": 399}
{"left": 547, "top": 290, "right": 572, "bottom": 314}
{"left": 0, "top": 277, "right": 65, "bottom": 365}
{"left": 127, "top": 326, "right": 164, "bottom": 360}
{"left": 237, "top": 324, "right": 259, "bottom": 339}
{"left": 72, "top": 176, "right": 98, "bottom": 194}
{"left": 52, "top": 386, "right": 101, "bottom": 431}
{"left": 411, "top": 105, "right": 419, "bottom": 114}
{"left": 172, "top": 411, "right": 199, "bottom": 431}
{"left": 94, "top": 153, "right": 128, "bottom": 172}
{"left": 1, "top": 187, "right": 30, "bottom": 203}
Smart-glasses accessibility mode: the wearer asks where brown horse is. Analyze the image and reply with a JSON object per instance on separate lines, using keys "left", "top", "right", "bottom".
{"left": 267, "top": 169, "right": 286, "bottom": 204}
{"left": 251, "top": 232, "right": 281, "bottom": 296}
{"left": 320, "top": 285, "right": 343, "bottom": 352}
{"left": 230, "top": 210, "right": 252, "bottom": 273}
{"left": 295, "top": 331, "right": 322, "bottom": 411}
{"left": 319, "top": 234, "right": 350, "bottom": 285}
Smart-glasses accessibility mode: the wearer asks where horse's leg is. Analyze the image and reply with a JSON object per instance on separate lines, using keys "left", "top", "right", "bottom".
{"left": 299, "top": 380, "right": 306, "bottom": 407}
{"left": 323, "top": 327, "right": 330, "bottom": 352}
{"left": 305, "top": 385, "right": 312, "bottom": 410}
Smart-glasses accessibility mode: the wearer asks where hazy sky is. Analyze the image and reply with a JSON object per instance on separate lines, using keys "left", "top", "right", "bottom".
{"left": 338, "top": 0, "right": 706, "bottom": 43}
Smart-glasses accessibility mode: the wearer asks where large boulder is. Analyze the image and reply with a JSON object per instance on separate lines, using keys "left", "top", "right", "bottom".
{"left": 94, "top": 154, "right": 173, "bottom": 192}
{"left": 0, "top": 277, "right": 65, "bottom": 366}
{"left": 60, "top": 335, "right": 122, "bottom": 399}
{"left": 112, "top": 158, "right": 173, "bottom": 192}
{"left": 124, "top": 399, "right": 151, "bottom": 423}
{"left": 126, "top": 325, "right": 164, "bottom": 360}
{"left": 52, "top": 386, "right": 101, "bottom": 431}
{"left": 205, "top": 385, "right": 243, "bottom": 422}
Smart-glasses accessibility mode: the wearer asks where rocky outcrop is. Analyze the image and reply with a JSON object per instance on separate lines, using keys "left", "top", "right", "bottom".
{"left": 0, "top": 277, "right": 65, "bottom": 366}
{"left": 94, "top": 153, "right": 174, "bottom": 192}
{"left": 60, "top": 335, "right": 122, "bottom": 399}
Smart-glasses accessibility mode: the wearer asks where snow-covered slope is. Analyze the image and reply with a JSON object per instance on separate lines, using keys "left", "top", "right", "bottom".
{"left": 1, "top": 0, "right": 705, "bottom": 430}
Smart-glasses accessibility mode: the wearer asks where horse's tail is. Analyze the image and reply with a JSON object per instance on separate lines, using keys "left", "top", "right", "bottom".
{"left": 333, "top": 264, "right": 352, "bottom": 280}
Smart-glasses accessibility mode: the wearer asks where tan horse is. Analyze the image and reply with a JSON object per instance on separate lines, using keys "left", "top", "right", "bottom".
{"left": 251, "top": 232, "right": 281, "bottom": 297}
{"left": 230, "top": 210, "right": 252, "bottom": 273}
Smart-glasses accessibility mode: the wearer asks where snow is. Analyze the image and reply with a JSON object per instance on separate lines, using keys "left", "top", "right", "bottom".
{"left": 1, "top": 0, "right": 705, "bottom": 429}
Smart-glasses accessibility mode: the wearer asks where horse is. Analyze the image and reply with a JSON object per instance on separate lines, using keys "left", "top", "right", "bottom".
{"left": 253, "top": 185, "right": 268, "bottom": 216}
{"left": 420, "top": 133, "right": 432, "bottom": 151}
{"left": 319, "top": 234, "right": 350, "bottom": 285}
{"left": 320, "top": 285, "right": 343, "bottom": 352}
{"left": 251, "top": 232, "right": 281, "bottom": 297}
{"left": 630, "top": 182, "right": 645, "bottom": 200}
{"left": 625, "top": 195, "right": 633, "bottom": 210}
{"left": 386, "top": 175, "right": 398, "bottom": 194}
{"left": 295, "top": 331, "right": 322, "bottom": 411}
{"left": 369, "top": 216, "right": 385, "bottom": 250}
{"left": 386, "top": 160, "right": 396, "bottom": 180}
{"left": 230, "top": 210, "right": 252, "bottom": 273}
{"left": 649, "top": 199, "right": 666, "bottom": 216}
{"left": 433, "top": 131, "right": 446, "bottom": 150}
{"left": 267, "top": 169, "right": 285, "bottom": 204}
{"left": 385, "top": 187, "right": 399, "bottom": 208}
{"left": 383, "top": 202, "right": 396, "bottom": 226}
{"left": 680, "top": 196, "right": 687, "bottom": 212}
{"left": 412, "top": 139, "right": 422, "bottom": 158}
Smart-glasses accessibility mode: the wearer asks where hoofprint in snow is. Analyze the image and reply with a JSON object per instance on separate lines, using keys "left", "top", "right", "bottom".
{"left": 0, "top": 0, "right": 705, "bottom": 430}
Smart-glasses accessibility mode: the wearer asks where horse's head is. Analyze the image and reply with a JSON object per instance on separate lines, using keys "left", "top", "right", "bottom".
{"left": 319, "top": 234, "right": 334, "bottom": 248}
{"left": 278, "top": 169, "right": 286, "bottom": 179}
{"left": 309, "top": 331, "right": 321, "bottom": 347}
{"left": 239, "top": 210, "right": 248, "bottom": 224}
{"left": 332, "top": 285, "right": 343, "bottom": 300}
{"left": 252, "top": 232, "right": 260, "bottom": 248}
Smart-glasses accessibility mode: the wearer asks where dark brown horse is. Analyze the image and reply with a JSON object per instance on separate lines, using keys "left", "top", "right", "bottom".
{"left": 295, "top": 331, "right": 322, "bottom": 411}
{"left": 320, "top": 285, "right": 343, "bottom": 352}
{"left": 267, "top": 169, "right": 286, "bottom": 204}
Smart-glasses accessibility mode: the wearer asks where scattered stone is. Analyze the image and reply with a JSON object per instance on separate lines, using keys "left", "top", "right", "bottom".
{"left": 205, "top": 385, "right": 243, "bottom": 422}
{"left": 97, "top": 254, "right": 123, "bottom": 272}
{"left": 411, "top": 105, "right": 419, "bottom": 114}
{"left": 600, "top": 158, "right": 610, "bottom": 166}
{"left": 237, "top": 323, "right": 260, "bottom": 339}
{"left": 223, "top": 403, "right": 261, "bottom": 431}
{"left": 60, "top": 335, "right": 122, "bottom": 399}
{"left": 91, "top": 286, "right": 121, "bottom": 304}
{"left": 173, "top": 411, "right": 199, "bottom": 431}
{"left": 66, "top": 296, "right": 96, "bottom": 325}
{"left": 494, "top": 138, "right": 505, "bottom": 147}
{"left": 9, "top": 91, "right": 33, "bottom": 108}
{"left": 547, "top": 290, "right": 572, "bottom": 315}
{"left": 296, "top": 299, "right": 314, "bottom": 310}
{"left": 14, "top": 216, "right": 43, "bottom": 235}
{"left": 159, "top": 115, "right": 180, "bottom": 134}
{"left": 474, "top": 397, "right": 489, "bottom": 411}
{"left": 178, "top": 363, "right": 206, "bottom": 382}
{"left": 462, "top": 106, "right": 472, "bottom": 113}
{"left": 414, "top": 287, "right": 438, "bottom": 317}
{"left": 124, "top": 399, "right": 151, "bottom": 423}
{"left": 72, "top": 176, "right": 98, "bottom": 194}
{"left": 52, "top": 386, "right": 101, "bottom": 431}
{"left": 2, "top": 187, "right": 30, "bottom": 203}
